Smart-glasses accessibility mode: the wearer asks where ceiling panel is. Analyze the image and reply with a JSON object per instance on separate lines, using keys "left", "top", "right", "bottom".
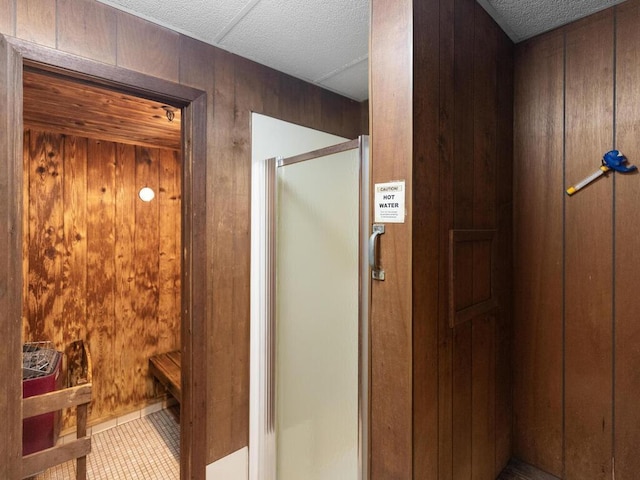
{"left": 478, "top": 0, "right": 628, "bottom": 42}
{"left": 98, "top": 0, "right": 251, "bottom": 43}
{"left": 97, "top": 0, "right": 628, "bottom": 102}
{"left": 318, "top": 59, "right": 369, "bottom": 102}
{"left": 218, "top": 0, "right": 369, "bottom": 87}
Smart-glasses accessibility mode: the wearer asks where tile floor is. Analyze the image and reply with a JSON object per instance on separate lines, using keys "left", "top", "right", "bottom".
{"left": 28, "top": 407, "right": 180, "bottom": 480}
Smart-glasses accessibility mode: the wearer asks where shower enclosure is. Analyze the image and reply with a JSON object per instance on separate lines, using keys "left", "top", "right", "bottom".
{"left": 252, "top": 136, "right": 370, "bottom": 480}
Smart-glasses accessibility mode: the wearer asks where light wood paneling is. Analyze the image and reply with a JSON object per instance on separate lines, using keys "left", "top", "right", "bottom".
{"left": 114, "top": 142, "right": 137, "bottom": 411}
{"left": 23, "top": 70, "right": 181, "bottom": 150}
{"left": 16, "top": 0, "right": 55, "bottom": 48}
{"left": 61, "top": 135, "right": 88, "bottom": 352}
{"left": 85, "top": 139, "right": 117, "bottom": 422}
{"left": 25, "top": 131, "right": 65, "bottom": 343}
{"left": 157, "top": 149, "right": 181, "bottom": 353}
{"left": 57, "top": 0, "right": 117, "bottom": 65}
{"left": 513, "top": 31, "right": 564, "bottom": 476}
{"left": 564, "top": 11, "right": 614, "bottom": 479}
{"left": 23, "top": 131, "right": 182, "bottom": 428}
{"left": 116, "top": 11, "right": 180, "bottom": 83}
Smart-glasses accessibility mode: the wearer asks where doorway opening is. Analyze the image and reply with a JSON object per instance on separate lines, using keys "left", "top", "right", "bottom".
{"left": 22, "top": 68, "right": 183, "bottom": 478}
{"left": 1, "top": 36, "right": 207, "bottom": 480}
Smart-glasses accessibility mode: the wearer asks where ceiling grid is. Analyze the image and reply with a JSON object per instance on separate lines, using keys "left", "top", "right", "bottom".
{"left": 97, "top": 0, "right": 629, "bottom": 101}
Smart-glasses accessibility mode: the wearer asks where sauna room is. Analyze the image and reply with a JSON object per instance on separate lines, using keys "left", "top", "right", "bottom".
{"left": 5, "top": 0, "right": 640, "bottom": 479}
{"left": 21, "top": 68, "right": 183, "bottom": 478}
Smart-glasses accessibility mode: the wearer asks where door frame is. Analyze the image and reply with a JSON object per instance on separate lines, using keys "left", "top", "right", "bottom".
{"left": 249, "top": 136, "right": 370, "bottom": 480}
{"left": 0, "top": 35, "right": 208, "bottom": 479}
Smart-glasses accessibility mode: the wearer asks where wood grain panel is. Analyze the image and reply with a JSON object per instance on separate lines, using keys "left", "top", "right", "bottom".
{"left": 0, "top": 0, "right": 15, "bottom": 35}
{"left": 85, "top": 139, "right": 117, "bottom": 422}
{"left": 513, "top": 31, "right": 564, "bottom": 476}
{"left": 370, "top": 0, "right": 414, "bottom": 477}
{"left": 56, "top": 0, "right": 117, "bottom": 65}
{"left": 133, "top": 146, "right": 161, "bottom": 401}
{"left": 26, "top": 131, "right": 65, "bottom": 344}
{"left": 451, "top": 1, "right": 476, "bottom": 478}
{"left": 16, "top": 0, "right": 55, "bottom": 47}
{"left": 157, "top": 149, "right": 181, "bottom": 353}
{"left": 471, "top": 313, "right": 496, "bottom": 480}
{"left": 471, "top": 8, "right": 498, "bottom": 479}
{"left": 564, "top": 11, "right": 614, "bottom": 479}
{"left": 0, "top": 35, "right": 23, "bottom": 480}
{"left": 437, "top": 0, "right": 455, "bottom": 476}
{"left": 452, "top": 323, "right": 472, "bottom": 480}
{"left": 114, "top": 143, "right": 137, "bottom": 411}
{"left": 23, "top": 70, "right": 182, "bottom": 150}
{"left": 61, "top": 135, "right": 88, "bottom": 350}
{"left": 494, "top": 25, "right": 514, "bottom": 476}
{"left": 23, "top": 131, "right": 181, "bottom": 428}
{"left": 205, "top": 46, "right": 247, "bottom": 461}
{"left": 8, "top": 1, "right": 365, "bottom": 472}
{"left": 613, "top": 0, "right": 640, "bottom": 476}
{"left": 22, "top": 131, "right": 30, "bottom": 337}
{"left": 116, "top": 12, "right": 180, "bottom": 83}
{"left": 412, "top": 0, "right": 440, "bottom": 477}
{"left": 60, "top": 134, "right": 88, "bottom": 429}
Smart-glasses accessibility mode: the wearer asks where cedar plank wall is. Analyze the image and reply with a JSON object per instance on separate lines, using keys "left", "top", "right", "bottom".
{"left": 22, "top": 129, "right": 182, "bottom": 429}
{"left": 371, "top": 0, "right": 513, "bottom": 478}
{"left": 514, "top": 2, "right": 640, "bottom": 478}
{"left": 0, "top": 0, "right": 364, "bottom": 469}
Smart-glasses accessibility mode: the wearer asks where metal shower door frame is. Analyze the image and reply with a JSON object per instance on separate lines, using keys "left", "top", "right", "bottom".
{"left": 260, "top": 135, "right": 370, "bottom": 480}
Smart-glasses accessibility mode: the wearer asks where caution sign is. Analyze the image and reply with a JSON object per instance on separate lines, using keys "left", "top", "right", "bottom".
{"left": 374, "top": 181, "right": 405, "bottom": 223}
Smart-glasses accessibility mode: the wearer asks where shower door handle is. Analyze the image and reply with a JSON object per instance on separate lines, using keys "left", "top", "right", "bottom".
{"left": 369, "top": 224, "right": 385, "bottom": 281}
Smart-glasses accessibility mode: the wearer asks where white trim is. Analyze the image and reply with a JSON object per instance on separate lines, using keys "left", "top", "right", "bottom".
{"left": 206, "top": 447, "right": 248, "bottom": 480}
{"left": 249, "top": 147, "right": 273, "bottom": 480}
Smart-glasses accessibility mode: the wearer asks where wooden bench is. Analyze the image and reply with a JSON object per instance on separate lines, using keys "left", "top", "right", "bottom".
{"left": 149, "top": 351, "right": 181, "bottom": 404}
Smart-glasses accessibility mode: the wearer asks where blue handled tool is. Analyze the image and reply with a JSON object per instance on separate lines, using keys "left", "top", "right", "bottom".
{"left": 566, "top": 150, "right": 637, "bottom": 196}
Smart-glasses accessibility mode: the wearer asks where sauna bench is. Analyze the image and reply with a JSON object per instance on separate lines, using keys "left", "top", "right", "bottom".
{"left": 149, "top": 350, "right": 181, "bottom": 404}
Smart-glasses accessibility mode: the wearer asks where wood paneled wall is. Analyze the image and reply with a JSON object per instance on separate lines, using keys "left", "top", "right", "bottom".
{"left": 371, "top": 0, "right": 513, "bottom": 478}
{"left": 0, "top": 0, "right": 364, "bottom": 470}
{"left": 514, "top": 2, "right": 640, "bottom": 478}
{"left": 22, "top": 129, "right": 181, "bottom": 428}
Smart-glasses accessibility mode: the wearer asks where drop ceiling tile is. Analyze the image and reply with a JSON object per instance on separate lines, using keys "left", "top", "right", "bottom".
{"left": 318, "top": 59, "right": 369, "bottom": 102}
{"left": 97, "top": 0, "right": 251, "bottom": 43}
{"left": 479, "top": 0, "right": 627, "bottom": 42}
{"left": 218, "top": 0, "right": 369, "bottom": 83}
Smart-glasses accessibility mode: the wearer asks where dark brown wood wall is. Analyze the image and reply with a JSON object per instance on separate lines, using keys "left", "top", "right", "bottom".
{"left": 514, "top": 2, "right": 640, "bottom": 478}
{"left": 0, "top": 0, "right": 364, "bottom": 468}
{"left": 22, "top": 129, "right": 181, "bottom": 429}
{"left": 371, "top": 0, "right": 513, "bottom": 478}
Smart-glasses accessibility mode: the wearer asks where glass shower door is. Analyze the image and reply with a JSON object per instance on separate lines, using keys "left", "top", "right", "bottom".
{"left": 268, "top": 137, "right": 369, "bottom": 480}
